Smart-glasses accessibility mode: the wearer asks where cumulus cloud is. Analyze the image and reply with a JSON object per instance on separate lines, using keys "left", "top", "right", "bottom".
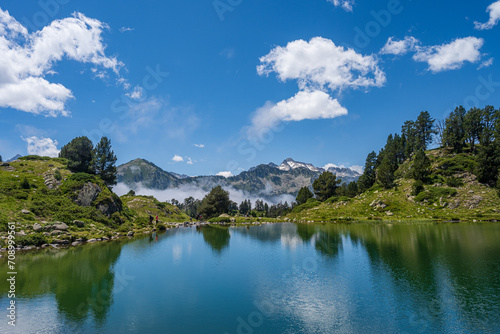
{"left": 172, "top": 155, "right": 184, "bottom": 162}
{"left": 474, "top": 0, "right": 500, "bottom": 30}
{"left": 216, "top": 171, "right": 233, "bottom": 178}
{"left": 187, "top": 157, "right": 194, "bottom": 165}
{"left": 323, "top": 163, "right": 363, "bottom": 174}
{"left": 0, "top": 8, "right": 123, "bottom": 116}
{"left": 247, "top": 90, "right": 348, "bottom": 141}
{"left": 194, "top": 144, "right": 205, "bottom": 148}
{"left": 380, "top": 36, "right": 419, "bottom": 55}
{"left": 257, "top": 37, "right": 385, "bottom": 92}
{"left": 22, "top": 136, "right": 60, "bottom": 157}
{"left": 413, "top": 37, "right": 484, "bottom": 72}
{"left": 327, "top": 0, "right": 355, "bottom": 12}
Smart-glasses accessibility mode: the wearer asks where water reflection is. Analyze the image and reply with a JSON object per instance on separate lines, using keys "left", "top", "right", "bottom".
{"left": 197, "top": 226, "right": 230, "bottom": 253}
{"left": 0, "top": 240, "right": 128, "bottom": 329}
{"left": 0, "top": 222, "right": 498, "bottom": 333}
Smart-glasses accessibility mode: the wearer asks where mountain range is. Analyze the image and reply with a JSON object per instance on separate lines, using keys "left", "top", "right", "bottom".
{"left": 117, "top": 158, "right": 362, "bottom": 199}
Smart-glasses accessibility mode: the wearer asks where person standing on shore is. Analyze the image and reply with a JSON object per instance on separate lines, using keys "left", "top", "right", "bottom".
{"left": 155, "top": 214, "right": 159, "bottom": 225}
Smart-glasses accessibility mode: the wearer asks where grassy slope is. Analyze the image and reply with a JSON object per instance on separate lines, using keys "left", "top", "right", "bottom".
{"left": 288, "top": 148, "right": 500, "bottom": 222}
{"left": 0, "top": 157, "right": 190, "bottom": 247}
{"left": 120, "top": 194, "right": 190, "bottom": 224}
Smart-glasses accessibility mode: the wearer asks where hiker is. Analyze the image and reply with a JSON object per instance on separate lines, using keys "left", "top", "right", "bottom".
{"left": 155, "top": 214, "right": 159, "bottom": 225}
{"left": 149, "top": 214, "right": 153, "bottom": 225}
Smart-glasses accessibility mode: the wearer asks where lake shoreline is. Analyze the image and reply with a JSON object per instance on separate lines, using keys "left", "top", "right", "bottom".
{"left": 2, "top": 218, "right": 498, "bottom": 257}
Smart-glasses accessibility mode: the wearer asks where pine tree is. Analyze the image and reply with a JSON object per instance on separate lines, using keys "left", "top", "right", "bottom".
{"left": 358, "top": 151, "right": 377, "bottom": 191}
{"left": 199, "top": 186, "right": 231, "bottom": 219}
{"left": 443, "top": 106, "right": 466, "bottom": 152}
{"left": 464, "top": 107, "right": 483, "bottom": 152}
{"left": 409, "top": 149, "right": 430, "bottom": 181}
{"left": 415, "top": 111, "right": 435, "bottom": 150}
{"left": 91, "top": 137, "right": 117, "bottom": 186}
{"left": 313, "top": 171, "right": 341, "bottom": 201}
{"left": 296, "top": 186, "right": 313, "bottom": 205}
{"left": 59, "top": 136, "right": 94, "bottom": 173}
{"left": 377, "top": 155, "right": 395, "bottom": 189}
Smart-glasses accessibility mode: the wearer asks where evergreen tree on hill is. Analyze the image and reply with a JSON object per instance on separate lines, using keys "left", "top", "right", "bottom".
{"left": 91, "top": 137, "right": 117, "bottom": 187}
{"left": 59, "top": 136, "right": 94, "bottom": 173}
{"left": 296, "top": 186, "right": 313, "bottom": 205}
{"left": 313, "top": 171, "right": 341, "bottom": 201}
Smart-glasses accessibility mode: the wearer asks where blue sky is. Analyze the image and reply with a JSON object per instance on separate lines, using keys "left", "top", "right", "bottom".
{"left": 1, "top": 0, "right": 499, "bottom": 177}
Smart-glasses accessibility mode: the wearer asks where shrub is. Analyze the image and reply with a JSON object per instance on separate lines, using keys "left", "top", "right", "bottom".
{"left": 20, "top": 177, "right": 31, "bottom": 189}
{"left": 157, "top": 222, "right": 167, "bottom": 231}
{"left": 445, "top": 176, "right": 464, "bottom": 188}
{"left": 15, "top": 233, "right": 48, "bottom": 247}
{"left": 54, "top": 169, "right": 62, "bottom": 181}
{"left": 415, "top": 187, "right": 457, "bottom": 204}
{"left": 412, "top": 180, "right": 424, "bottom": 196}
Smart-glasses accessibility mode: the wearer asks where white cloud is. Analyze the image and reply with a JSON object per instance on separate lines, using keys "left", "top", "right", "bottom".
{"left": 119, "top": 27, "right": 134, "bottom": 33}
{"left": 474, "top": 0, "right": 500, "bottom": 30}
{"left": 194, "top": 144, "right": 205, "bottom": 148}
{"left": 126, "top": 86, "right": 144, "bottom": 100}
{"left": 187, "top": 157, "right": 194, "bottom": 165}
{"left": 380, "top": 36, "right": 419, "bottom": 56}
{"left": 0, "top": 9, "right": 123, "bottom": 116}
{"left": 216, "top": 171, "right": 233, "bottom": 178}
{"left": 258, "top": 37, "right": 385, "bottom": 92}
{"left": 247, "top": 90, "right": 348, "bottom": 141}
{"left": 478, "top": 57, "right": 494, "bottom": 69}
{"left": 22, "top": 136, "right": 60, "bottom": 157}
{"left": 172, "top": 155, "right": 184, "bottom": 162}
{"left": 349, "top": 165, "right": 364, "bottom": 174}
{"left": 413, "top": 37, "right": 484, "bottom": 73}
{"left": 327, "top": 0, "right": 355, "bottom": 12}
{"left": 324, "top": 163, "right": 344, "bottom": 169}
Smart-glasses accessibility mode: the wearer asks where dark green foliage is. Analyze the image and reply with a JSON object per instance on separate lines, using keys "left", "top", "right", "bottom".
{"left": 21, "top": 155, "right": 51, "bottom": 161}
{"left": 20, "top": 177, "right": 31, "bottom": 189}
{"left": 402, "top": 120, "right": 417, "bottom": 158}
{"left": 15, "top": 233, "right": 48, "bottom": 247}
{"left": 445, "top": 176, "right": 464, "bottom": 188}
{"left": 59, "top": 136, "right": 94, "bottom": 173}
{"left": 126, "top": 190, "right": 136, "bottom": 196}
{"left": 267, "top": 202, "right": 290, "bottom": 218}
{"left": 409, "top": 149, "right": 431, "bottom": 181}
{"left": 377, "top": 155, "right": 395, "bottom": 189}
{"left": 464, "top": 107, "right": 483, "bottom": 152}
{"left": 443, "top": 106, "right": 467, "bottom": 152}
{"left": 254, "top": 199, "right": 265, "bottom": 212}
{"left": 54, "top": 169, "right": 62, "bottom": 181}
{"left": 91, "top": 137, "right": 117, "bottom": 186}
{"left": 358, "top": 151, "right": 377, "bottom": 191}
{"left": 346, "top": 181, "right": 358, "bottom": 197}
{"left": 436, "top": 154, "right": 476, "bottom": 176}
{"left": 198, "top": 186, "right": 231, "bottom": 219}
{"left": 156, "top": 222, "right": 167, "bottom": 231}
{"left": 475, "top": 142, "right": 500, "bottom": 186}
{"left": 415, "top": 187, "right": 457, "bottom": 203}
{"left": 313, "top": 171, "right": 341, "bottom": 201}
{"left": 411, "top": 180, "right": 424, "bottom": 196}
{"left": 239, "top": 199, "right": 252, "bottom": 215}
{"left": 415, "top": 111, "right": 436, "bottom": 150}
{"left": 296, "top": 186, "right": 313, "bottom": 205}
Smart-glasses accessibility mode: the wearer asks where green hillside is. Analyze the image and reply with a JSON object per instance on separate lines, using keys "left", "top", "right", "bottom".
{"left": 288, "top": 148, "right": 500, "bottom": 222}
{"left": 0, "top": 156, "right": 189, "bottom": 248}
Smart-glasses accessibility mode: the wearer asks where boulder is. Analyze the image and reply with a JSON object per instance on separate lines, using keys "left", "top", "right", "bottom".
{"left": 54, "top": 222, "right": 69, "bottom": 231}
{"left": 127, "top": 231, "right": 134, "bottom": 237}
{"left": 52, "top": 239, "right": 70, "bottom": 245}
{"left": 71, "top": 241, "right": 82, "bottom": 246}
{"left": 16, "top": 230, "right": 27, "bottom": 236}
{"left": 50, "top": 230, "right": 62, "bottom": 235}
{"left": 33, "top": 223, "right": 42, "bottom": 232}
{"left": 73, "top": 220, "right": 85, "bottom": 228}
{"left": 21, "top": 209, "right": 30, "bottom": 214}
{"left": 87, "top": 239, "right": 97, "bottom": 243}
{"left": 386, "top": 211, "right": 394, "bottom": 216}
{"left": 97, "top": 199, "right": 122, "bottom": 216}
{"left": 75, "top": 182, "right": 101, "bottom": 207}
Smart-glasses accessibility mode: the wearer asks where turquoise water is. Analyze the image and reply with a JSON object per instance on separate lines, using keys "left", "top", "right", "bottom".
{"left": 1, "top": 222, "right": 500, "bottom": 333}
